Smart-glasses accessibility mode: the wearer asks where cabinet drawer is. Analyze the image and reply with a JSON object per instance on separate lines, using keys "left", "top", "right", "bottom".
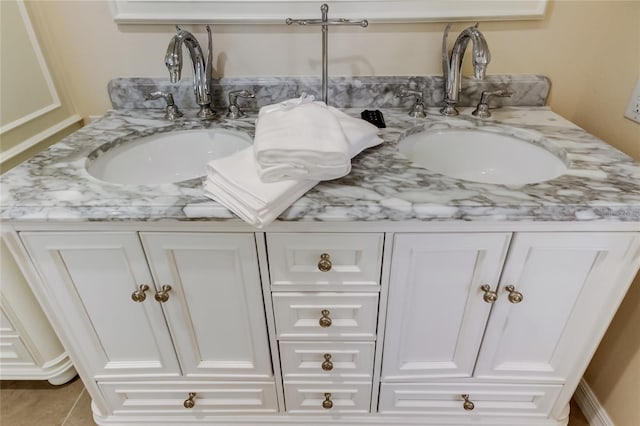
{"left": 267, "top": 233, "right": 383, "bottom": 290}
{"left": 280, "top": 341, "right": 375, "bottom": 379}
{"left": 272, "top": 293, "right": 379, "bottom": 340}
{"left": 379, "top": 383, "right": 562, "bottom": 417}
{"left": 284, "top": 381, "right": 371, "bottom": 413}
{"left": 99, "top": 381, "right": 278, "bottom": 415}
{"left": 0, "top": 336, "right": 36, "bottom": 367}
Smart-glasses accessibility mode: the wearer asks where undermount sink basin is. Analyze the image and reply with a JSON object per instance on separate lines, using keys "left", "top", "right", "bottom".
{"left": 397, "top": 127, "right": 568, "bottom": 185}
{"left": 87, "top": 129, "right": 251, "bottom": 185}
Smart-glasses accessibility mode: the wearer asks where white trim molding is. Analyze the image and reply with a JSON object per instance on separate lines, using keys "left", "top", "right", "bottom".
{"left": 0, "top": 0, "right": 61, "bottom": 134}
{"left": 110, "top": 0, "right": 548, "bottom": 24}
{"left": 574, "top": 378, "right": 615, "bottom": 426}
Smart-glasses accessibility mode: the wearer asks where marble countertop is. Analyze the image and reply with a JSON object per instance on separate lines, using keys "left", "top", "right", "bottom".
{"left": 2, "top": 106, "right": 640, "bottom": 224}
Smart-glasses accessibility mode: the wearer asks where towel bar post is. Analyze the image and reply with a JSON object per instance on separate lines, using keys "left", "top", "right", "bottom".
{"left": 286, "top": 4, "right": 368, "bottom": 105}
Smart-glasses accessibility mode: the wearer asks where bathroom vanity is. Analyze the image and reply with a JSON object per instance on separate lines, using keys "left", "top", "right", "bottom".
{"left": 2, "top": 79, "right": 640, "bottom": 426}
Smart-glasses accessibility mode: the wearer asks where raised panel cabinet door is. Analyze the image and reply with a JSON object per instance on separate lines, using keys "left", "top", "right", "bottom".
{"left": 20, "top": 232, "right": 180, "bottom": 378}
{"left": 140, "top": 233, "right": 272, "bottom": 379}
{"left": 382, "top": 233, "right": 511, "bottom": 380}
{"left": 474, "top": 232, "right": 640, "bottom": 381}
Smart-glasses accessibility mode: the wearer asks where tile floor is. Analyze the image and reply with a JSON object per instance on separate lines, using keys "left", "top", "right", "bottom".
{"left": 1, "top": 377, "right": 591, "bottom": 426}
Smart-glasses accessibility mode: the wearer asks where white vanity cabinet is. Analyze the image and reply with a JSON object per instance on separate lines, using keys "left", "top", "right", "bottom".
{"left": 19, "top": 231, "right": 278, "bottom": 416}
{"left": 380, "top": 231, "right": 640, "bottom": 418}
{"left": 10, "top": 226, "right": 640, "bottom": 425}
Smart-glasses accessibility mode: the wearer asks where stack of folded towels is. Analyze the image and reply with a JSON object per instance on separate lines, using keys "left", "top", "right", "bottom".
{"left": 203, "top": 95, "right": 383, "bottom": 228}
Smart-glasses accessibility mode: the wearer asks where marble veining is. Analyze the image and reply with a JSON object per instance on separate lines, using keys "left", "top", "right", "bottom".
{"left": 109, "top": 74, "right": 550, "bottom": 111}
{"left": 2, "top": 104, "right": 639, "bottom": 224}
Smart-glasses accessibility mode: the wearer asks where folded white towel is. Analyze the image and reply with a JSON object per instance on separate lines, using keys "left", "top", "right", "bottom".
{"left": 203, "top": 105, "right": 384, "bottom": 228}
{"left": 327, "top": 106, "right": 382, "bottom": 158}
{"left": 255, "top": 99, "right": 382, "bottom": 182}
{"left": 203, "top": 147, "right": 316, "bottom": 228}
{"left": 254, "top": 99, "right": 351, "bottom": 182}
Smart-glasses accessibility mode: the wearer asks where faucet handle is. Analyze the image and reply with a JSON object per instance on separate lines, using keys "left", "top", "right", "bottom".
{"left": 144, "top": 91, "right": 183, "bottom": 120}
{"left": 397, "top": 88, "right": 427, "bottom": 118}
{"left": 227, "top": 90, "right": 256, "bottom": 119}
{"left": 472, "top": 89, "right": 513, "bottom": 118}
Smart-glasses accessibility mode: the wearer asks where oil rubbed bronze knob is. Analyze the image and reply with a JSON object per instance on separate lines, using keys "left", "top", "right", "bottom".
{"left": 480, "top": 284, "right": 497, "bottom": 303}
{"left": 131, "top": 284, "right": 150, "bottom": 303}
{"left": 317, "top": 253, "right": 332, "bottom": 272}
{"left": 505, "top": 285, "right": 524, "bottom": 304}
{"left": 183, "top": 392, "right": 197, "bottom": 409}
{"left": 321, "top": 354, "right": 334, "bottom": 371}
{"left": 154, "top": 285, "right": 172, "bottom": 303}
{"left": 462, "top": 394, "right": 475, "bottom": 411}
{"left": 322, "top": 393, "right": 334, "bottom": 409}
{"left": 319, "top": 310, "right": 332, "bottom": 328}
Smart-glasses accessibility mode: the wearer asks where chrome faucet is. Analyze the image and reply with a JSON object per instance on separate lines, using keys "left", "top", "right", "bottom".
{"left": 165, "top": 25, "right": 215, "bottom": 119}
{"left": 440, "top": 23, "right": 491, "bottom": 116}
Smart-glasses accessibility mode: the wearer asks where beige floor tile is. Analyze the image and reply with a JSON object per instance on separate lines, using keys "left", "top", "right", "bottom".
{"left": 63, "top": 389, "right": 96, "bottom": 426}
{"left": 0, "top": 377, "right": 84, "bottom": 426}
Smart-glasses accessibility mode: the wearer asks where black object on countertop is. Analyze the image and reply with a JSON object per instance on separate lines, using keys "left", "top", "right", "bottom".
{"left": 361, "top": 110, "right": 386, "bottom": 128}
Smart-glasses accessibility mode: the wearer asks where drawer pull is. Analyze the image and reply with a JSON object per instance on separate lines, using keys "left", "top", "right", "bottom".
{"left": 319, "top": 310, "right": 332, "bottom": 328}
{"left": 321, "top": 353, "right": 334, "bottom": 371}
{"left": 131, "top": 284, "right": 150, "bottom": 303}
{"left": 154, "top": 285, "right": 172, "bottom": 303}
{"left": 505, "top": 285, "right": 524, "bottom": 304}
{"left": 317, "top": 253, "right": 333, "bottom": 272}
{"left": 183, "top": 392, "right": 197, "bottom": 409}
{"left": 322, "top": 392, "right": 333, "bottom": 409}
{"left": 480, "top": 284, "right": 497, "bottom": 303}
{"left": 461, "top": 394, "right": 475, "bottom": 411}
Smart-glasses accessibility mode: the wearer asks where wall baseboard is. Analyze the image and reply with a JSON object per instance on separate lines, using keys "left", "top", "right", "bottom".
{"left": 574, "top": 378, "right": 615, "bottom": 426}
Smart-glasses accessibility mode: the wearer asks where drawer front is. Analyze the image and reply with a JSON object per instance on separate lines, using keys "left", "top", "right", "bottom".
{"left": 267, "top": 233, "right": 383, "bottom": 290}
{"left": 379, "top": 383, "right": 562, "bottom": 416}
{"left": 0, "top": 336, "right": 36, "bottom": 367}
{"left": 99, "top": 381, "right": 278, "bottom": 415}
{"left": 280, "top": 341, "right": 375, "bottom": 380}
{"left": 272, "top": 293, "right": 379, "bottom": 340}
{"left": 284, "top": 381, "right": 372, "bottom": 413}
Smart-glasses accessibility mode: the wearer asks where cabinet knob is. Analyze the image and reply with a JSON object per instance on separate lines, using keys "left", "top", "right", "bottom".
{"left": 317, "top": 253, "right": 333, "bottom": 272}
{"left": 505, "top": 285, "right": 524, "bottom": 304}
{"left": 154, "top": 285, "right": 172, "bottom": 303}
{"left": 321, "top": 353, "right": 334, "bottom": 371}
{"left": 480, "top": 284, "right": 497, "bottom": 303}
{"left": 131, "top": 284, "right": 150, "bottom": 303}
{"left": 322, "top": 392, "right": 333, "bottom": 409}
{"left": 183, "top": 392, "right": 197, "bottom": 409}
{"left": 461, "top": 394, "right": 475, "bottom": 411}
{"left": 319, "top": 310, "right": 332, "bottom": 328}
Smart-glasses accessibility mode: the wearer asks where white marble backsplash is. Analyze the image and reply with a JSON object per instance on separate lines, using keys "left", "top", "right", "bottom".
{"left": 109, "top": 75, "right": 550, "bottom": 111}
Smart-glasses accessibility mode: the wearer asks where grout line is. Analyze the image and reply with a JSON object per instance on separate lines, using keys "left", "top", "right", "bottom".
{"left": 61, "top": 387, "right": 87, "bottom": 426}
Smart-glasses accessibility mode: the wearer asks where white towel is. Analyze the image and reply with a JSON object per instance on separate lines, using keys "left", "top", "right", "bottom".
{"left": 254, "top": 100, "right": 351, "bottom": 182}
{"left": 255, "top": 100, "right": 382, "bottom": 182}
{"left": 327, "top": 106, "right": 383, "bottom": 158}
{"left": 203, "top": 147, "right": 316, "bottom": 228}
{"left": 203, "top": 106, "right": 384, "bottom": 228}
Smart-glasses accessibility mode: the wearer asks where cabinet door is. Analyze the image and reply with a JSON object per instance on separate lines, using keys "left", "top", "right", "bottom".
{"left": 474, "top": 232, "right": 640, "bottom": 381}
{"left": 20, "top": 232, "right": 180, "bottom": 378}
{"left": 140, "top": 233, "right": 272, "bottom": 379}
{"left": 382, "top": 233, "right": 511, "bottom": 380}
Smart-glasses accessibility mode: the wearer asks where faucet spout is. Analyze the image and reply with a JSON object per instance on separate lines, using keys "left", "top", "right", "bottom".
{"left": 440, "top": 23, "right": 491, "bottom": 116}
{"left": 164, "top": 25, "right": 215, "bottom": 119}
